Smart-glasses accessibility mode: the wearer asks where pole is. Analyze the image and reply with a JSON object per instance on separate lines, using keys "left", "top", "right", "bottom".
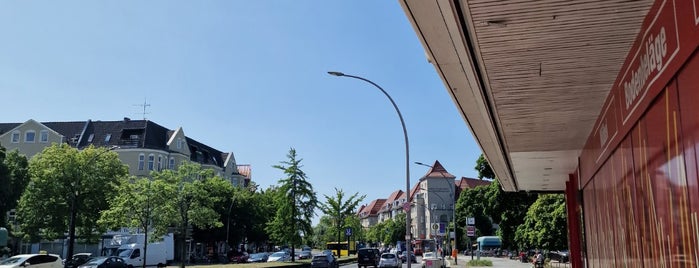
{"left": 328, "top": 71, "right": 411, "bottom": 268}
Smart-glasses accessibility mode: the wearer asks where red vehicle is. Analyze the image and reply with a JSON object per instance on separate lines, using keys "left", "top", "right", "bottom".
{"left": 229, "top": 251, "right": 249, "bottom": 263}
{"left": 412, "top": 239, "right": 436, "bottom": 256}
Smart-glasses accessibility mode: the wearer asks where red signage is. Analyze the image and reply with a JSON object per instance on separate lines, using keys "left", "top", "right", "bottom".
{"left": 466, "top": 226, "right": 475, "bottom": 237}
{"left": 619, "top": 0, "right": 680, "bottom": 125}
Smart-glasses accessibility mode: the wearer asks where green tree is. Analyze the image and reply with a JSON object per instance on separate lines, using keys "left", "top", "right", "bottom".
{"left": 266, "top": 148, "right": 318, "bottom": 262}
{"left": 99, "top": 176, "right": 179, "bottom": 268}
{"left": 455, "top": 185, "right": 493, "bottom": 249}
{"left": 0, "top": 147, "right": 30, "bottom": 228}
{"left": 484, "top": 179, "right": 537, "bottom": 250}
{"left": 365, "top": 221, "right": 386, "bottom": 246}
{"left": 16, "top": 144, "right": 128, "bottom": 243}
{"left": 311, "top": 216, "right": 335, "bottom": 249}
{"left": 153, "top": 162, "right": 228, "bottom": 268}
{"left": 384, "top": 213, "right": 406, "bottom": 246}
{"left": 318, "top": 188, "right": 365, "bottom": 257}
{"left": 475, "top": 154, "right": 495, "bottom": 180}
{"left": 514, "top": 194, "right": 567, "bottom": 251}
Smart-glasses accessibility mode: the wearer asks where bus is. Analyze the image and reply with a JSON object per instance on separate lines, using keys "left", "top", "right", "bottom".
{"left": 325, "top": 241, "right": 357, "bottom": 256}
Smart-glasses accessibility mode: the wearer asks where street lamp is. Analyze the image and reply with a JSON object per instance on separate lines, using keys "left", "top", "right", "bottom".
{"left": 66, "top": 145, "right": 118, "bottom": 266}
{"left": 327, "top": 71, "right": 412, "bottom": 268}
{"left": 414, "top": 161, "right": 457, "bottom": 264}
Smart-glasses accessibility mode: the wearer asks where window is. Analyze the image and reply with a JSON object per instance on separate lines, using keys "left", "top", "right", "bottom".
{"left": 11, "top": 131, "right": 20, "bottom": 143}
{"left": 87, "top": 133, "right": 94, "bottom": 142}
{"left": 138, "top": 154, "right": 145, "bottom": 170}
{"left": 148, "top": 154, "right": 155, "bottom": 170}
{"left": 177, "top": 138, "right": 182, "bottom": 149}
{"left": 105, "top": 134, "right": 111, "bottom": 142}
{"left": 157, "top": 155, "right": 162, "bottom": 171}
{"left": 169, "top": 158, "right": 175, "bottom": 169}
{"left": 25, "top": 130, "right": 36, "bottom": 143}
{"left": 40, "top": 130, "right": 49, "bottom": 143}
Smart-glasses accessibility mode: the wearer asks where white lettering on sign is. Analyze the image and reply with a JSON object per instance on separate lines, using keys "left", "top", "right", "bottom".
{"left": 599, "top": 120, "right": 609, "bottom": 147}
{"left": 624, "top": 27, "right": 668, "bottom": 109}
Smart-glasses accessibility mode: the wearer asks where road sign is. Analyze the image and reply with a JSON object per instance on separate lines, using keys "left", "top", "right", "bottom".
{"left": 466, "top": 226, "right": 476, "bottom": 237}
{"left": 431, "top": 223, "right": 439, "bottom": 230}
{"left": 403, "top": 202, "right": 411, "bottom": 212}
{"left": 345, "top": 227, "right": 353, "bottom": 237}
{"left": 467, "top": 217, "right": 475, "bottom": 225}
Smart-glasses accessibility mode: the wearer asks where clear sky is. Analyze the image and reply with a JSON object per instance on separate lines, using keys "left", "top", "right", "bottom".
{"left": 0, "top": 1, "right": 482, "bottom": 214}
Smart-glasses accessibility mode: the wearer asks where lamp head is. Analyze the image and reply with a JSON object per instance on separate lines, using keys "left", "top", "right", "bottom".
{"left": 327, "top": 71, "right": 345, "bottom": 77}
{"left": 414, "top": 161, "right": 432, "bottom": 167}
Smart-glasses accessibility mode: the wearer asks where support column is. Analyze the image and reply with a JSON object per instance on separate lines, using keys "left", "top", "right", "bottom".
{"left": 565, "top": 173, "right": 583, "bottom": 268}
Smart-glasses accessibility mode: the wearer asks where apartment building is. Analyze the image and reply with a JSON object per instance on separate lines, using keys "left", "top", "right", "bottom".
{"left": 0, "top": 118, "right": 250, "bottom": 186}
{"left": 359, "top": 161, "right": 490, "bottom": 241}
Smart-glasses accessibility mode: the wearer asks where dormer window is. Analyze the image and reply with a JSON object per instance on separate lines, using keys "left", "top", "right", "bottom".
{"left": 40, "top": 130, "right": 49, "bottom": 143}
{"left": 25, "top": 131, "right": 36, "bottom": 143}
{"left": 11, "top": 131, "right": 20, "bottom": 143}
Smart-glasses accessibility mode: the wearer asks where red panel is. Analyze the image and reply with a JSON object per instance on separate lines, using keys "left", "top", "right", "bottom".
{"left": 565, "top": 174, "right": 583, "bottom": 268}
{"left": 620, "top": 136, "right": 643, "bottom": 267}
{"left": 580, "top": 0, "right": 699, "bottom": 186}
{"left": 676, "top": 50, "right": 699, "bottom": 267}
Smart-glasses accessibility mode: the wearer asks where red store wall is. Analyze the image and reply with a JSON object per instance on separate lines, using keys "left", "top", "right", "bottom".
{"left": 575, "top": 0, "right": 699, "bottom": 267}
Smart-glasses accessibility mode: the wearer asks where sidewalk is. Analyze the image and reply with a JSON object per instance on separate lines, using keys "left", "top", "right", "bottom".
{"left": 446, "top": 255, "right": 537, "bottom": 268}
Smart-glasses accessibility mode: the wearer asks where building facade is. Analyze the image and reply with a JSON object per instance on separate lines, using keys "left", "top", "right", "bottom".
{"left": 359, "top": 161, "right": 490, "bottom": 246}
{"left": 0, "top": 118, "right": 250, "bottom": 186}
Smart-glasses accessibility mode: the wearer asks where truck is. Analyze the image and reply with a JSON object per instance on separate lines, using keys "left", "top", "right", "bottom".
{"left": 106, "top": 233, "right": 174, "bottom": 268}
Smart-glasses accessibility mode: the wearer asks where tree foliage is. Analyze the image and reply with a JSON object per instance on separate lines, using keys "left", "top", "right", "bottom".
{"left": 16, "top": 144, "right": 128, "bottom": 242}
{"left": 0, "top": 146, "right": 29, "bottom": 228}
{"left": 484, "top": 179, "right": 537, "bottom": 250}
{"left": 149, "top": 162, "right": 228, "bottom": 268}
{"left": 474, "top": 154, "right": 495, "bottom": 180}
{"left": 99, "top": 175, "right": 179, "bottom": 268}
{"left": 455, "top": 185, "right": 493, "bottom": 249}
{"left": 514, "top": 194, "right": 568, "bottom": 251}
{"left": 364, "top": 214, "right": 405, "bottom": 247}
{"left": 266, "top": 148, "right": 318, "bottom": 261}
{"left": 318, "top": 188, "right": 365, "bottom": 256}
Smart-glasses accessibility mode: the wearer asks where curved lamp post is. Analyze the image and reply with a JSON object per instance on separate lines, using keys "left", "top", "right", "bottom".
{"left": 414, "top": 161, "right": 457, "bottom": 264}
{"left": 66, "top": 145, "right": 118, "bottom": 266}
{"left": 327, "top": 71, "right": 411, "bottom": 268}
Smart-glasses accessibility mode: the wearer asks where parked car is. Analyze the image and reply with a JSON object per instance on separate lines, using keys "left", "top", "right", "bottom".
{"left": 311, "top": 254, "right": 338, "bottom": 268}
{"left": 298, "top": 250, "right": 313, "bottom": 260}
{"left": 400, "top": 251, "right": 417, "bottom": 263}
{"left": 378, "top": 253, "right": 400, "bottom": 268}
{"left": 357, "top": 248, "right": 380, "bottom": 268}
{"left": 247, "top": 253, "right": 269, "bottom": 263}
{"left": 64, "top": 253, "right": 92, "bottom": 268}
{"left": 0, "top": 253, "right": 63, "bottom": 268}
{"left": 77, "top": 257, "right": 127, "bottom": 268}
{"left": 229, "top": 251, "right": 249, "bottom": 263}
{"left": 420, "top": 252, "right": 444, "bottom": 268}
{"left": 547, "top": 250, "right": 569, "bottom": 263}
{"left": 267, "top": 251, "right": 290, "bottom": 262}
{"left": 322, "top": 250, "right": 335, "bottom": 257}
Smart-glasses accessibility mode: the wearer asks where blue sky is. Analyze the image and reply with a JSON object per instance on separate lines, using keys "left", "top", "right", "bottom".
{"left": 0, "top": 1, "right": 482, "bottom": 212}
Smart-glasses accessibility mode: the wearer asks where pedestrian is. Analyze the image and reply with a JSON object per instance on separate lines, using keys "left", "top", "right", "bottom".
{"left": 533, "top": 251, "right": 544, "bottom": 268}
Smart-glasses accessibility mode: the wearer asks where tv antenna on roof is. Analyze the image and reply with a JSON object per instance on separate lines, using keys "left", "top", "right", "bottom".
{"left": 134, "top": 98, "right": 151, "bottom": 120}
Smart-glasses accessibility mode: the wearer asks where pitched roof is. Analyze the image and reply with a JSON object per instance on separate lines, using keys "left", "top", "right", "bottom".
{"left": 455, "top": 177, "right": 492, "bottom": 198}
{"left": 1, "top": 118, "right": 234, "bottom": 169}
{"left": 359, "top": 199, "right": 387, "bottom": 218}
{"left": 419, "top": 160, "right": 456, "bottom": 180}
{"left": 237, "top": 164, "right": 251, "bottom": 179}
{"left": 380, "top": 189, "right": 404, "bottom": 212}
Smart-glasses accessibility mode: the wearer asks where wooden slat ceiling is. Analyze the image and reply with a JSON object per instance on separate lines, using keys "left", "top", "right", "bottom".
{"left": 399, "top": 0, "right": 653, "bottom": 191}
